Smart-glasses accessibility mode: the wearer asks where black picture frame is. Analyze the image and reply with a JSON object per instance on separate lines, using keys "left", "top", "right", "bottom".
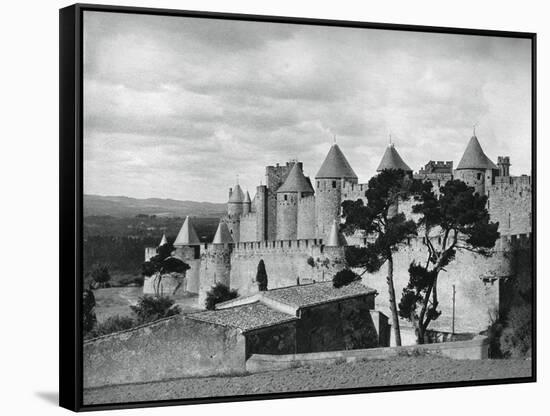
{"left": 59, "top": 3, "right": 537, "bottom": 412}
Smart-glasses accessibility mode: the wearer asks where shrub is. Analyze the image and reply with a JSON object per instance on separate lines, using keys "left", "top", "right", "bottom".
{"left": 256, "top": 260, "right": 268, "bottom": 291}
{"left": 130, "top": 295, "right": 181, "bottom": 325}
{"left": 89, "top": 264, "right": 111, "bottom": 288}
{"left": 205, "top": 282, "right": 238, "bottom": 310}
{"left": 86, "top": 315, "right": 135, "bottom": 339}
{"left": 500, "top": 305, "right": 532, "bottom": 358}
{"left": 333, "top": 269, "right": 361, "bottom": 288}
{"left": 485, "top": 319, "right": 504, "bottom": 358}
{"left": 82, "top": 288, "right": 97, "bottom": 334}
{"left": 306, "top": 257, "right": 315, "bottom": 268}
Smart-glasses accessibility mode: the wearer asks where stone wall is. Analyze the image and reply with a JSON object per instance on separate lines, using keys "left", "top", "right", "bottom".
{"left": 297, "top": 195, "right": 316, "bottom": 239}
{"left": 487, "top": 176, "right": 532, "bottom": 236}
{"left": 454, "top": 168, "right": 489, "bottom": 196}
{"left": 266, "top": 163, "right": 295, "bottom": 240}
{"left": 223, "top": 214, "right": 240, "bottom": 243}
{"left": 246, "top": 336, "right": 489, "bottom": 373}
{"left": 245, "top": 321, "right": 297, "bottom": 358}
{"left": 255, "top": 185, "right": 268, "bottom": 241}
{"left": 360, "top": 237, "right": 512, "bottom": 335}
{"left": 143, "top": 272, "right": 185, "bottom": 296}
{"left": 229, "top": 240, "right": 345, "bottom": 296}
{"left": 173, "top": 245, "right": 200, "bottom": 294}
{"left": 341, "top": 182, "right": 368, "bottom": 203}
{"left": 83, "top": 315, "right": 246, "bottom": 388}
{"left": 239, "top": 212, "right": 257, "bottom": 242}
{"left": 296, "top": 295, "right": 380, "bottom": 353}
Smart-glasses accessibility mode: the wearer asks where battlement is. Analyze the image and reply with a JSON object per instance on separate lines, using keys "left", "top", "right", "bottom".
{"left": 341, "top": 182, "right": 369, "bottom": 202}
{"left": 234, "top": 238, "right": 324, "bottom": 253}
{"left": 491, "top": 175, "right": 531, "bottom": 187}
{"left": 417, "top": 160, "right": 453, "bottom": 175}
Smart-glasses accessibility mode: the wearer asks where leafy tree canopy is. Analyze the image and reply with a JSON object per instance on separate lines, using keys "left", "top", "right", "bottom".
{"left": 205, "top": 282, "right": 238, "bottom": 310}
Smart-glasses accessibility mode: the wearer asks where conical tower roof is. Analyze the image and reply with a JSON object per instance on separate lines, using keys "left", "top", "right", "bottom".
{"left": 159, "top": 233, "right": 168, "bottom": 247}
{"left": 376, "top": 144, "right": 412, "bottom": 172}
{"left": 326, "top": 220, "right": 347, "bottom": 247}
{"left": 244, "top": 191, "right": 252, "bottom": 203}
{"left": 277, "top": 163, "right": 315, "bottom": 193}
{"left": 316, "top": 144, "right": 358, "bottom": 179}
{"left": 212, "top": 221, "right": 234, "bottom": 244}
{"left": 456, "top": 135, "right": 498, "bottom": 170}
{"left": 174, "top": 216, "right": 200, "bottom": 246}
{"left": 228, "top": 184, "right": 245, "bottom": 203}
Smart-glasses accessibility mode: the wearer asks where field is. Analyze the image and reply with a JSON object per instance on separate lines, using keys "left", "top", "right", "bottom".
{"left": 84, "top": 356, "right": 532, "bottom": 405}
{"left": 94, "top": 286, "right": 201, "bottom": 322}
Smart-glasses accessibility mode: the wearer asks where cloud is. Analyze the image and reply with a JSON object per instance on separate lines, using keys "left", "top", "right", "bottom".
{"left": 83, "top": 11, "right": 532, "bottom": 202}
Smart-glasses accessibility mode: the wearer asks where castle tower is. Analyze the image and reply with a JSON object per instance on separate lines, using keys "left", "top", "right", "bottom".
{"left": 227, "top": 183, "right": 245, "bottom": 216}
{"left": 243, "top": 191, "right": 252, "bottom": 215}
{"left": 276, "top": 163, "right": 314, "bottom": 240}
{"left": 326, "top": 219, "right": 347, "bottom": 247}
{"left": 497, "top": 156, "right": 511, "bottom": 177}
{"left": 315, "top": 144, "right": 358, "bottom": 242}
{"left": 376, "top": 143, "right": 412, "bottom": 173}
{"left": 265, "top": 162, "right": 299, "bottom": 240}
{"left": 173, "top": 216, "right": 201, "bottom": 293}
{"left": 255, "top": 184, "right": 268, "bottom": 241}
{"left": 455, "top": 134, "right": 498, "bottom": 196}
{"left": 159, "top": 233, "right": 168, "bottom": 247}
{"left": 198, "top": 221, "right": 234, "bottom": 306}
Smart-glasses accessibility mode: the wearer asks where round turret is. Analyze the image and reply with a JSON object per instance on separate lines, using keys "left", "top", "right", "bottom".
{"left": 315, "top": 144, "right": 357, "bottom": 241}
{"left": 276, "top": 163, "right": 314, "bottom": 240}
{"left": 227, "top": 184, "right": 245, "bottom": 216}
{"left": 455, "top": 134, "right": 497, "bottom": 196}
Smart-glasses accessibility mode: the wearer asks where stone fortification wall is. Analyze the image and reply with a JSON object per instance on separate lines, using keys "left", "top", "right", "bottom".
{"left": 255, "top": 185, "right": 268, "bottom": 240}
{"left": 487, "top": 176, "right": 531, "bottom": 236}
{"left": 276, "top": 192, "right": 298, "bottom": 240}
{"left": 239, "top": 212, "right": 258, "bottom": 242}
{"left": 315, "top": 178, "right": 343, "bottom": 241}
{"left": 341, "top": 182, "right": 368, "bottom": 204}
{"left": 266, "top": 163, "right": 295, "bottom": 240}
{"left": 229, "top": 240, "right": 345, "bottom": 296}
{"left": 297, "top": 195, "right": 316, "bottom": 240}
{"left": 173, "top": 245, "right": 200, "bottom": 293}
{"left": 222, "top": 214, "right": 240, "bottom": 243}
{"left": 199, "top": 244, "right": 232, "bottom": 305}
{"left": 359, "top": 236, "right": 514, "bottom": 335}
{"left": 83, "top": 315, "right": 246, "bottom": 388}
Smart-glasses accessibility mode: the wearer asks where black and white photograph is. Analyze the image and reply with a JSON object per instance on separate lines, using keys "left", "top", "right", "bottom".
{"left": 58, "top": 2, "right": 535, "bottom": 411}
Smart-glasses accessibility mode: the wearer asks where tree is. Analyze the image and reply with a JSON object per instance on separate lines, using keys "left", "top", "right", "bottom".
{"left": 333, "top": 269, "right": 361, "bottom": 288}
{"left": 82, "top": 287, "right": 97, "bottom": 334}
{"left": 90, "top": 264, "right": 111, "bottom": 288}
{"left": 256, "top": 260, "right": 268, "bottom": 291}
{"left": 398, "top": 179, "right": 500, "bottom": 344}
{"left": 142, "top": 242, "right": 190, "bottom": 296}
{"left": 130, "top": 295, "right": 181, "bottom": 324}
{"left": 341, "top": 169, "right": 418, "bottom": 346}
{"left": 205, "top": 282, "right": 238, "bottom": 310}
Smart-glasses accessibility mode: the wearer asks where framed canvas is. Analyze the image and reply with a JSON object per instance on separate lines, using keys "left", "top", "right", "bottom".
{"left": 59, "top": 3, "right": 537, "bottom": 411}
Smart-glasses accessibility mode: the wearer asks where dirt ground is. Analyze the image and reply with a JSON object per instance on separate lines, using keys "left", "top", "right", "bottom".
{"left": 84, "top": 357, "right": 531, "bottom": 405}
{"left": 93, "top": 287, "right": 200, "bottom": 321}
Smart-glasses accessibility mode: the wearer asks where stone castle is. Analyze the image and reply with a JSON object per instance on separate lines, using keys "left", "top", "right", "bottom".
{"left": 145, "top": 133, "right": 532, "bottom": 342}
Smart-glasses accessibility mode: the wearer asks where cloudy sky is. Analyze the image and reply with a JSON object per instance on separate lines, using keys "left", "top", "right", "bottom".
{"left": 83, "top": 11, "right": 532, "bottom": 203}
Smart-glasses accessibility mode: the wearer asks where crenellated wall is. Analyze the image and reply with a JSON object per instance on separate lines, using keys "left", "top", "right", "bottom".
{"left": 297, "top": 195, "right": 316, "bottom": 239}
{"left": 487, "top": 176, "right": 532, "bottom": 236}
{"left": 229, "top": 239, "right": 345, "bottom": 296}
{"left": 341, "top": 182, "right": 368, "bottom": 203}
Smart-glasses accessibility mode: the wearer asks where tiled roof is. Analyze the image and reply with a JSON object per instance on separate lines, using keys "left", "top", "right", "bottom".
{"left": 277, "top": 163, "right": 314, "bottom": 194}
{"left": 189, "top": 301, "right": 296, "bottom": 332}
{"left": 376, "top": 144, "right": 412, "bottom": 172}
{"left": 456, "top": 135, "right": 498, "bottom": 170}
{"left": 264, "top": 281, "right": 376, "bottom": 309}
{"left": 174, "top": 216, "right": 200, "bottom": 246}
{"left": 316, "top": 144, "right": 358, "bottom": 179}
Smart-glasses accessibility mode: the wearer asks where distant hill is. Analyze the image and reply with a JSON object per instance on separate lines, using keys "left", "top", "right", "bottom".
{"left": 84, "top": 194, "right": 226, "bottom": 218}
